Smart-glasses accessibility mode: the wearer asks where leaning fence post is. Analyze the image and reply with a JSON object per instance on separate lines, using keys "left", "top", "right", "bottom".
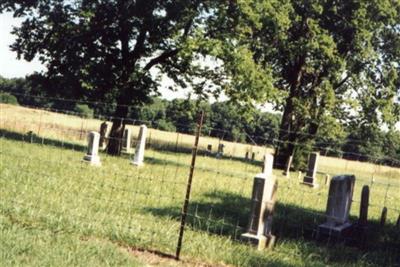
{"left": 175, "top": 110, "right": 204, "bottom": 260}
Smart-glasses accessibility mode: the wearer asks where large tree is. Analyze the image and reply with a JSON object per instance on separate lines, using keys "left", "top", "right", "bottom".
{"left": 204, "top": 0, "right": 400, "bottom": 169}
{"left": 1, "top": 0, "right": 226, "bottom": 155}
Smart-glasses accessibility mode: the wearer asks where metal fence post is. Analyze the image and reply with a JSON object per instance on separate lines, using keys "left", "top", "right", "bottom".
{"left": 175, "top": 110, "right": 204, "bottom": 260}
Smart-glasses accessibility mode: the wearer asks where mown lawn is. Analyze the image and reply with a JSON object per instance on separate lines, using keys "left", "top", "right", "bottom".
{"left": 1, "top": 135, "right": 399, "bottom": 266}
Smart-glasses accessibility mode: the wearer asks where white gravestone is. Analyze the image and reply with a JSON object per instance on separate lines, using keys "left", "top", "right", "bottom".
{"left": 318, "top": 175, "right": 355, "bottom": 237}
{"left": 262, "top": 153, "right": 274, "bottom": 176}
{"left": 83, "top": 131, "right": 101, "bottom": 166}
{"left": 302, "top": 152, "right": 319, "bottom": 187}
{"left": 242, "top": 153, "right": 277, "bottom": 250}
{"left": 122, "top": 128, "right": 133, "bottom": 153}
{"left": 132, "top": 125, "right": 147, "bottom": 166}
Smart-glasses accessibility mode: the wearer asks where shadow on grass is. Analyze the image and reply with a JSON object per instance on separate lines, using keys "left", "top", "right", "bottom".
{"left": 143, "top": 189, "right": 400, "bottom": 266}
{"left": 0, "top": 128, "right": 87, "bottom": 152}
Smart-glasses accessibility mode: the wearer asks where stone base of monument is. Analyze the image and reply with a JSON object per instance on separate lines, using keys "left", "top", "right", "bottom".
{"left": 83, "top": 154, "right": 101, "bottom": 166}
{"left": 241, "top": 233, "right": 276, "bottom": 250}
{"left": 317, "top": 222, "right": 353, "bottom": 241}
{"left": 300, "top": 176, "right": 319, "bottom": 188}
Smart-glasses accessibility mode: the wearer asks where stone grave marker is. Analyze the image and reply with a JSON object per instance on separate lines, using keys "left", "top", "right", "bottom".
{"left": 358, "top": 185, "right": 369, "bottom": 248}
{"left": 207, "top": 144, "right": 212, "bottom": 155}
{"left": 132, "top": 125, "right": 147, "bottom": 166}
{"left": 262, "top": 153, "right": 274, "bottom": 176}
{"left": 301, "top": 152, "right": 320, "bottom": 188}
{"left": 242, "top": 154, "right": 277, "bottom": 250}
{"left": 83, "top": 131, "right": 101, "bottom": 166}
{"left": 251, "top": 152, "right": 256, "bottom": 162}
{"left": 216, "top": 143, "right": 225, "bottom": 158}
{"left": 122, "top": 128, "right": 132, "bottom": 153}
{"left": 318, "top": 175, "right": 355, "bottom": 238}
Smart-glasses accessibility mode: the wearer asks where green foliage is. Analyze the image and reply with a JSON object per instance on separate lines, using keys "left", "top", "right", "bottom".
{"left": 74, "top": 104, "right": 93, "bottom": 118}
{"left": 0, "top": 92, "right": 19, "bottom": 105}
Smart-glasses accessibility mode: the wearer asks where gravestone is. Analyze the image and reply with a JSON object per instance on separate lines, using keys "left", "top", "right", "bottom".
{"left": 282, "top": 155, "right": 293, "bottom": 178}
{"left": 245, "top": 151, "right": 249, "bottom": 160}
{"left": 83, "top": 131, "right": 101, "bottom": 166}
{"left": 99, "top": 122, "right": 108, "bottom": 149}
{"left": 122, "top": 128, "right": 132, "bottom": 153}
{"left": 242, "top": 154, "right": 277, "bottom": 250}
{"left": 216, "top": 143, "right": 225, "bottom": 158}
{"left": 251, "top": 152, "right": 255, "bottom": 162}
{"left": 358, "top": 185, "right": 369, "bottom": 248}
{"left": 262, "top": 153, "right": 274, "bottom": 176}
{"left": 207, "top": 144, "right": 212, "bottom": 155}
{"left": 301, "top": 152, "right": 320, "bottom": 187}
{"left": 318, "top": 175, "right": 355, "bottom": 237}
{"left": 359, "top": 185, "right": 369, "bottom": 226}
{"left": 132, "top": 125, "right": 147, "bottom": 166}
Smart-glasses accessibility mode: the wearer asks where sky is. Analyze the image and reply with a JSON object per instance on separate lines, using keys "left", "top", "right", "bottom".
{"left": 0, "top": 12, "right": 188, "bottom": 100}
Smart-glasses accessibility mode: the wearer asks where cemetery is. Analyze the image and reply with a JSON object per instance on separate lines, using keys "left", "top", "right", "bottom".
{"left": 1, "top": 0, "right": 399, "bottom": 265}
{"left": 1, "top": 103, "right": 399, "bottom": 266}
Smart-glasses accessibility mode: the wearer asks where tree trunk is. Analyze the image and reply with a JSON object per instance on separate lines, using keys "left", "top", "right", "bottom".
{"left": 274, "top": 94, "right": 297, "bottom": 169}
{"left": 106, "top": 105, "right": 128, "bottom": 155}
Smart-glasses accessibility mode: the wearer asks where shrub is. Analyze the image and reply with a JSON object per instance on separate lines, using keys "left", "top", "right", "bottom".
{"left": 74, "top": 104, "right": 94, "bottom": 118}
{"left": 0, "top": 92, "right": 19, "bottom": 105}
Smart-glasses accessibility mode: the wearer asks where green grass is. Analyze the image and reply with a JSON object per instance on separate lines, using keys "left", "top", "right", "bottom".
{"left": 1, "top": 136, "right": 399, "bottom": 267}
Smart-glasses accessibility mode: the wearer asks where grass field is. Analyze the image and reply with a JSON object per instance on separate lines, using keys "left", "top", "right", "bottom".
{"left": 1, "top": 104, "right": 400, "bottom": 266}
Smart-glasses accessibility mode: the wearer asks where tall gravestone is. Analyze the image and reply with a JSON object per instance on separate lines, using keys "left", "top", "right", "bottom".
{"left": 122, "top": 128, "right": 132, "bottom": 153}
{"left": 318, "top": 175, "right": 355, "bottom": 238}
{"left": 83, "top": 131, "right": 101, "bottom": 166}
{"left": 262, "top": 153, "right": 274, "bottom": 176}
{"left": 301, "top": 152, "right": 320, "bottom": 187}
{"left": 242, "top": 153, "right": 277, "bottom": 250}
{"left": 132, "top": 125, "right": 147, "bottom": 166}
{"left": 99, "top": 122, "right": 108, "bottom": 150}
{"left": 216, "top": 143, "right": 225, "bottom": 158}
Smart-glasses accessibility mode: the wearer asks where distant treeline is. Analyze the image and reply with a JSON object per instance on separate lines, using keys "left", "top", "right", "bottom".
{"left": 1, "top": 75, "right": 399, "bottom": 166}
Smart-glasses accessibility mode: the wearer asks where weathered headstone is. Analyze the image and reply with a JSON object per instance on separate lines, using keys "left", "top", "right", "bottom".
{"left": 318, "top": 175, "right": 355, "bottom": 237}
{"left": 262, "top": 153, "right": 274, "bottom": 176}
{"left": 358, "top": 185, "right": 369, "bottom": 248}
{"left": 99, "top": 122, "right": 108, "bottom": 149}
{"left": 301, "top": 152, "right": 320, "bottom": 188}
{"left": 282, "top": 155, "right": 293, "bottom": 178}
{"left": 122, "top": 128, "right": 132, "bottom": 153}
{"left": 242, "top": 154, "right": 277, "bottom": 250}
{"left": 132, "top": 125, "right": 147, "bottom": 166}
{"left": 216, "top": 143, "right": 225, "bottom": 158}
{"left": 359, "top": 185, "right": 369, "bottom": 226}
{"left": 251, "top": 152, "right": 256, "bottom": 162}
{"left": 245, "top": 151, "right": 249, "bottom": 161}
{"left": 83, "top": 131, "right": 101, "bottom": 166}
{"left": 207, "top": 144, "right": 212, "bottom": 154}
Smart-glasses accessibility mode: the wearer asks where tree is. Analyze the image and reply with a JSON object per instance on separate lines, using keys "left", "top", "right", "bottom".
{"left": 1, "top": 0, "right": 226, "bottom": 155}
{"left": 206, "top": 0, "right": 400, "bottom": 169}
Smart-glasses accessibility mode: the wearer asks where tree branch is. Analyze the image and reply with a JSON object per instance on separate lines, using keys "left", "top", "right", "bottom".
{"left": 143, "top": 49, "right": 180, "bottom": 71}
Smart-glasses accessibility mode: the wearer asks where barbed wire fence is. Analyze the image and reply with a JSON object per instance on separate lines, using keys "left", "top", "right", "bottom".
{"left": 0, "top": 94, "right": 399, "bottom": 265}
